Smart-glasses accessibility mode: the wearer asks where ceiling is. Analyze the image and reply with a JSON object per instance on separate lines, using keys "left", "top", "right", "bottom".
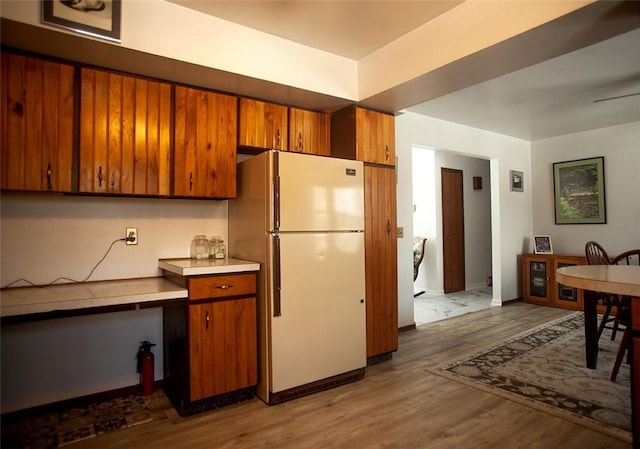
{"left": 167, "top": 1, "right": 640, "bottom": 141}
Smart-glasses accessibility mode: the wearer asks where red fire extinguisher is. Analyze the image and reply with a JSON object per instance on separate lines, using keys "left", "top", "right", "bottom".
{"left": 137, "top": 341, "right": 156, "bottom": 396}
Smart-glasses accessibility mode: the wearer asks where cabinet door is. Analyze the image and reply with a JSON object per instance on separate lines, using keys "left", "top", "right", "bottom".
{"left": 553, "top": 257, "right": 585, "bottom": 310}
{"left": 79, "top": 68, "right": 172, "bottom": 195}
{"left": 1, "top": 52, "right": 74, "bottom": 192}
{"left": 188, "top": 297, "right": 257, "bottom": 401}
{"left": 238, "top": 98, "right": 287, "bottom": 150}
{"left": 364, "top": 165, "right": 398, "bottom": 358}
{"left": 288, "top": 107, "right": 330, "bottom": 156}
{"left": 174, "top": 86, "right": 237, "bottom": 198}
{"left": 523, "top": 256, "right": 552, "bottom": 305}
{"left": 356, "top": 108, "right": 395, "bottom": 166}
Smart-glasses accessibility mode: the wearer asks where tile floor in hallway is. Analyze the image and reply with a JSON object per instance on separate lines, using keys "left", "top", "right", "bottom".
{"left": 414, "top": 286, "right": 494, "bottom": 326}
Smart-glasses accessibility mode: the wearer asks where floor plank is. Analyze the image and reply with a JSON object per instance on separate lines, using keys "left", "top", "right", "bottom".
{"left": 64, "top": 303, "right": 632, "bottom": 448}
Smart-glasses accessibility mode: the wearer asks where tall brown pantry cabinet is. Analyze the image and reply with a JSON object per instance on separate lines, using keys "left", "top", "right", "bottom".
{"left": 331, "top": 105, "right": 398, "bottom": 363}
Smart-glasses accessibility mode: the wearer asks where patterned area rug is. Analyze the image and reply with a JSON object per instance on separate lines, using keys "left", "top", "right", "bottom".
{"left": 427, "top": 312, "right": 631, "bottom": 442}
{"left": 3, "top": 394, "right": 154, "bottom": 448}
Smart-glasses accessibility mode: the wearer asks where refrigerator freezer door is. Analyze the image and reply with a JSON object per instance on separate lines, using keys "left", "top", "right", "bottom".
{"left": 270, "top": 231, "right": 366, "bottom": 394}
{"left": 276, "top": 152, "right": 364, "bottom": 232}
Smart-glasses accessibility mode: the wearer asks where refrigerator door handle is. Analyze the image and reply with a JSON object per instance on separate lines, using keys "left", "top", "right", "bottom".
{"left": 273, "top": 234, "right": 282, "bottom": 317}
{"left": 273, "top": 152, "right": 280, "bottom": 231}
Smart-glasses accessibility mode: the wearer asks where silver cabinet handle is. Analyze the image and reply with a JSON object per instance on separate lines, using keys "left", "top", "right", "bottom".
{"left": 205, "top": 310, "right": 210, "bottom": 329}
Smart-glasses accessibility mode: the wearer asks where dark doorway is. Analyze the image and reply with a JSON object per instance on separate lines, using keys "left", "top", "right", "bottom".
{"left": 441, "top": 168, "right": 465, "bottom": 293}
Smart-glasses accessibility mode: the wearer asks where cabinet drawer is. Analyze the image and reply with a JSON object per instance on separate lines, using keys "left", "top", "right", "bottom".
{"left": 188, "top": 274, "right": 256, "bottom": 300}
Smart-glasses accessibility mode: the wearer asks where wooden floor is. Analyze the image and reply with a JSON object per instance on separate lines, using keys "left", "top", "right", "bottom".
{"left": 73, "top": 302, "right": 631, "bottom": 449}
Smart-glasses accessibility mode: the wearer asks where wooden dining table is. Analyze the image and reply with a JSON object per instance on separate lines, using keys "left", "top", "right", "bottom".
{"left": 556, "top": 264, "right": 640, "bottom": 449}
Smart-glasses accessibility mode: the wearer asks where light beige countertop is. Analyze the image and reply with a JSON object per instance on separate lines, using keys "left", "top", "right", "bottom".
{"left": 158, "top": 257, "right": 260, "bottom": 276}
{"left": 1, "top": 258, "right": 260, "bottom": 319}
{"left": 0, "top": 277, "right": 188, "bottom": 318}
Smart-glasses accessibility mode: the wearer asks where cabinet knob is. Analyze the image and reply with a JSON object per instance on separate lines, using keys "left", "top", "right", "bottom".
{"left": 386, "top": 220, "right": 391, "bottom": 235}
{"left": 46, "top": 163, "right": 52, "bottom": 190}
{"left": 205, "top": 310, "right": 210, "bottom": 330}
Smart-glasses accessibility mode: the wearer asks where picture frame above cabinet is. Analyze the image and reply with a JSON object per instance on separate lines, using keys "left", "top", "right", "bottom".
{"left": 78, "top": 67, "right": 172, "bottom": 196}
{"left": 1, "top": 51, "right": 75, "bottom": 193}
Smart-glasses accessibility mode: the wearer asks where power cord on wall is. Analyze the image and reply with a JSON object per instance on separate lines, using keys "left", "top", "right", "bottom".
{"left": 1, "top": 238, "right": 128, "bottom": 290}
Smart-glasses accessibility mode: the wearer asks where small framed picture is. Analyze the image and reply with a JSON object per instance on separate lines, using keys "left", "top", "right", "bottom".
{"left": 510, "top": 170, "right": 524, "bottom": 192}
{"left": 41, "top": 0, "right": 121, "bottom": 43}
{"left": 533, "top": 235, "right": 553, "bottom": 254}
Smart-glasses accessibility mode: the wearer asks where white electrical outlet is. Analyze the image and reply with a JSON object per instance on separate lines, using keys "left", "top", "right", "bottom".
{"left": 126, "top": 227, "right": 138, "bottom": 245}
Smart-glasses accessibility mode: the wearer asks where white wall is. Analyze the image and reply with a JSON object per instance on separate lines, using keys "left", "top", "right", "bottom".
{"left": 1, "top": 194, "right": 227, "bottom": 413}
{"left": 412, "top": 148, "right": 492, "bottom": 295}
{"left": 396, "top": 112, "right": 532, "bottom": 328}
{"left": 0, "top": 0, "right": 357, "bottom": 100}
{"left": 531, "top": 122, "right": 640, "bottom": 255}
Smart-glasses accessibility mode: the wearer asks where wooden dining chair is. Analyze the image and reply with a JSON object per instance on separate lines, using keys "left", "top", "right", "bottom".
{"left": 609, "top": 248, "right": 640, "bottom": 381}
{"left": 584, "top": 241, "right": 617, "bottom": 340}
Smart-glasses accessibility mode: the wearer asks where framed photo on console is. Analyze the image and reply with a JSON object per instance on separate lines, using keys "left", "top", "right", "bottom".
{"left": 533, "top": 235, "right": 553, "bottom": 254}
{"left": 42, "top": 0, "right": 121, "bottom": 43}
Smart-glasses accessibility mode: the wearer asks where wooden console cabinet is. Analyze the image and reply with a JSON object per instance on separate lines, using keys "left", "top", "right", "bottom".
{"left": 522, "top": 253, "right": 587, "bottom": 310}
{"left": 163, "top": 272, "right": 258, "bottom": 415}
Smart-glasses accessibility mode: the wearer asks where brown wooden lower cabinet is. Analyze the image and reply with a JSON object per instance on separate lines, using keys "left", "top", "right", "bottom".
{"left": 522, "top": 253, "right": 587, "bottom": 310}
{"left": 163, "top": 272, "right": 257, "bottom": 415}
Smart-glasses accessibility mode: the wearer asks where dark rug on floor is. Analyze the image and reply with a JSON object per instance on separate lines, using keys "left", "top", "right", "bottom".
{"left": 427, "top": 312, "right": 631, "bottom": 442}
{"left": 2, "top": 394, "right": 154, "bottom": 448}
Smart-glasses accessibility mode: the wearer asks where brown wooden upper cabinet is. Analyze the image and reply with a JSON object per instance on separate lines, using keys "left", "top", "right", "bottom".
{"left": 1, "top": 52, "right": 74, "bottom": 193}
{"left": 79, "top": 68, "right": 172, "bottom": 196}
{"left": 288, "top": 107, "right": 330, "bottom": 156}
{"left": 238, "top": 98, "right": 288, "bottom": 151}
{"left": 331, "top": 105, "right": 395, "bottom": 166}
{"left": 173, "top": 86, "right": 238, "bottom": 198}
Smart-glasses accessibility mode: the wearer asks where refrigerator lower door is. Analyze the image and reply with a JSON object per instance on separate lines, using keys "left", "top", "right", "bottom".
{"left": 270, "top": 231, "right": 366, "bottom": 394}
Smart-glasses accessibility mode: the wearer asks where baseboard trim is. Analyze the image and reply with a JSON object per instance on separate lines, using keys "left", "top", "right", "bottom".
{"left": 1, "top": 381, "right": 162, "bottom": 422}
{"left": 399, "top": 323, "right": 417, "bottom": 332}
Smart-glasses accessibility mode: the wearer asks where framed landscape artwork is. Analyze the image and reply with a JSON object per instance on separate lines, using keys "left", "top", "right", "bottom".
{"left": 42, "top": 0, "right": 121, "bottom": 43}
{"left": 553, "top": 157, "right": 606, "bottom": 224}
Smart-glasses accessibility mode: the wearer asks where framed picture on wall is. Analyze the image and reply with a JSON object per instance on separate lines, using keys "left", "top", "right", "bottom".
{"left": 533, "top": 235, "right": 553, "bottom": 254}
{"left": 41, "top": 0, "right": 121, "bottom": 43}
{"left": 553, "top": 156, "right": 606, "bottom": 224}
{"left": 510, "top": 170, "right": 523, "bottom": 192}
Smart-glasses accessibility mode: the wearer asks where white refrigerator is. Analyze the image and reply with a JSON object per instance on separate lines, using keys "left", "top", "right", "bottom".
{"left": 228, "top": 150, "right": 366, "bottom": 404}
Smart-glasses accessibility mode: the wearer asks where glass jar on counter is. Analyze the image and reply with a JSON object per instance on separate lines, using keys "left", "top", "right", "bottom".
{"left": 209, "top": 236, "right": 226, "bottom": 260}
{"left": 190, "top": 235, "right": 209, "bottom": 259}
